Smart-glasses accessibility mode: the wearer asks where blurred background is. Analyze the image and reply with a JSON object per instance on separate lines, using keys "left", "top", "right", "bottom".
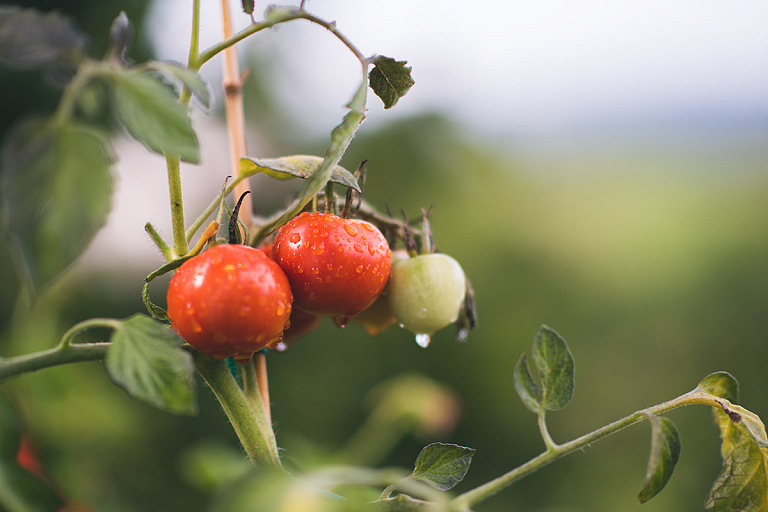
{"left": 1, "top": 1, "right": 768, "bottom": 511}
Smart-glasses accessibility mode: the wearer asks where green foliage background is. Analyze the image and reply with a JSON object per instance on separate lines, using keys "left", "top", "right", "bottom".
{"left": 2, "top": 2, "right": 768, "bottom": 511}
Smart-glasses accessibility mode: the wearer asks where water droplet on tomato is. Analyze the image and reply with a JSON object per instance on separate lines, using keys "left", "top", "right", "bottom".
{"left": 353, "top": 244, "right": 364, "bottom": 253}
{"left": 275, "top": 301, "right": 286, "bottom": 316}
{"left": 367, "top": 244, "right": 376, "bottom": 255}
{"left": 309, "top": 291, "right": 318, "bottom": 301}
{"left": 343, "top": 224, "right": 358, "bottom": 237}
{"left": 334, "top": 316, "right": 349, "bottom": 328}
{"left": 362, "top": 223, "right": 374, "bottom": 232}
{"left": 296, "top": 265, "right": 304, "bottom": 274}
{"left": 289, "top": 233, "right": 301, "bottom": 244}
{"left": 312, "top": 242, "right": 325, "bottom": 255}
{"left": 355, "top": 265, "right": 364, "bottom": 273}
{"left": 416, "top": 307, "right": 428, "bottom": 319}
{"left": 191, "top": 318, "right": 203, "bottom": 333}
{"left": 275, "top": 341, "right": 288, "bottom": 352}
{"left": 415, "top": 333, "right": 432, "bottom": 348}
{"left": 310, "top": 267, "right": 320, "bottom": 275}
{"left": 456, "top": 328, "right": 469, "bottom": 343}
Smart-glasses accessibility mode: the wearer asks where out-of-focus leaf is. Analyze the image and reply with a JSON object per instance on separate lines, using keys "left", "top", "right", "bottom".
{"left": 638, "top": 414, "right": 681, "bottom": 503}
{"left": 705, "top": 399, "right": 768, "bottom": 512}
{"left": 240, "top": 155, "right": 360, "bottom": 192}
{"left": 369, "top": 56, "right": 414, "bottom": 109}
{"left": 0, "top": 393, "right": 22, "bottom": 460}
{"left": 513, "top": 353, "right": 542, "bottom": 413}
{"left": 0, "top": 6, "right": 85, "bottom": 68}
{"left": 409, "top": 443, "right": 475, "bottom": 491}
{"left": 1, "top": 118, "right": 113, "bottom": 291}
{"left": 372, "top": 494, "right": 439, "bottom": 511}
{"left": 0, "top": 459, "right": 65, "bottom": 512}
{"left": 108, "top": 11, "right": 131, "bottom": 61}
{"left": 145, "top": 60, "right": 210, "bottom": 108}
{"left": 106, "top": 314, "right": 197, "bottom": 415}
{"left": 531, "top": 325, "right": 575, "bottom": 411}
{"left": 110, "top": 70, "right": 199, "bottom": 163}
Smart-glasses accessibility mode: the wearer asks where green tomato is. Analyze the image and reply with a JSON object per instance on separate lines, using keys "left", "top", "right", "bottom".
{"left": 387, "top": 253, "right": 466, "bottom": 343}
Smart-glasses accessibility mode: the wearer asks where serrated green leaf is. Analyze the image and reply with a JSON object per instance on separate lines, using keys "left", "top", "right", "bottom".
{"left": 239, "top": 155, "right": 361, "bottom": 192}
{"left": 638, "top": 414, "right": 681, "bottom": 503}
{"left": 410, "top": 443, "right": 475, "bottom": 491}
{"left": 696, "top": 372, "right": 740, "bottom": 403}
{"left": 531, "top": 325, "right": 574, "bottom": 411}
{"left": 0, "top": 460, "right": 65, "bottom": 512}
{"left": 0, "top": 6, "right": 85, "bottom": 68}
{"left": 369, "top": 56, "right": 415, "bottom": 109}
{"left": 513, "top": 353, "right": 541, "bottom": 413}
{"left": 1, "top": 118, "right": 113, "bottom": 291}
{"left": 705, "top": 399, "right": 768, "bottom": 511}
{"left": 145, "top": 60, "right": 210, "bottom": 108}
{"left": 106, "top": 314, "right": 197, "bottom": 415}
{"left": 241, "top": 0, "right": 255, "bottom": 15}
{"left": 110, "top": 71, "right": 199, "bottom": 163}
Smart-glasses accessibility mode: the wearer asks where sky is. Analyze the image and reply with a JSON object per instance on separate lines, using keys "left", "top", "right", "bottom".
{"left": 147, "top": 0, "right": 768, "bottom": 136}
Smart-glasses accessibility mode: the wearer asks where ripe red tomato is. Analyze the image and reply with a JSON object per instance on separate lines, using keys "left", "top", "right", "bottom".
{"left": 271, "top": 212, "right": 391, "bottom": 318}
{"left": 166, "top": 244, "right": 293, "bottom": 362}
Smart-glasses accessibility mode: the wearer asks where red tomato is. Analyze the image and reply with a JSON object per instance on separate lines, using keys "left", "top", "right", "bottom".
{"left": 166, "top": 244, "right": 293, "bottom": 362}
{"left": 272, "top": 212, "right": 391, "bottom": 318}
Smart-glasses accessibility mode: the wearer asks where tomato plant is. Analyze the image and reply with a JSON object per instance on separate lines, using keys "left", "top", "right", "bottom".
{"left": 166, "top": 244, "right": 293, "bottom": 362}
{"left": 0, "top": 3, "right": 765, "bottom": 512}
{"left": 271, "top": 212, "right": 391, "bottom": 319}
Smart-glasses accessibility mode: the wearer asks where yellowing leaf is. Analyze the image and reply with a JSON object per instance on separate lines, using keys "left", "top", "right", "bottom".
{"left": 239, "top": 155, "right": 360, "bottom": 192}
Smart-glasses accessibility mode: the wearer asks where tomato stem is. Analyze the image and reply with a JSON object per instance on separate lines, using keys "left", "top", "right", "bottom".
{"left": 192, "top": 351, "right": 281, "bottom": 467}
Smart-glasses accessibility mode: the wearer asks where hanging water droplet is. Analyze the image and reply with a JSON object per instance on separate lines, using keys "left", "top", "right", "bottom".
{"left": 414, "top": 333, "right": 432, "bottom": 348}
{"left": 456, "top": 328, "right": 469, "bottom": 343}
{"left": 275, "top": 341, "right": 288, "bottom": 352}
{"left": 334, "top": 316, "right": 349, "bottom": 328}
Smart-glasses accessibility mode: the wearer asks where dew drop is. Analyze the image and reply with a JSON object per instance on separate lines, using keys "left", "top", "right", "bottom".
{"left": 296, "top": 265, "right": 304, "bottom": 274}
{"left": 334, "top": 316, "right": 349, "bottom": 328}
{"left": 312, "top": 242, "right": 325, "bottom": 255}
{"left": 361, "top": 223, "right": 374, "bottom": 232}
{"left": 355, "top": 265, "right": 364, "bottom": 273}
{"left": 275, "top": 341, "right": 288, "bottom": 352}
{"left": 289, "top": 233, "right": 301, "bottom": 244}
{"left": 309, "top": 291, "right": 318, "bottom": 301}
{"left": 367, "top": 244, "right": 376, "bottom": 255}
{"left": 353, "top": 244, "right": 364, "bottom": 253}
{"left": 343, "top": 224, "right": 358, "bottom": 237}
{"left": 275, "top": 301, "right": 286, "bottom": 316}
{"left": 456, "top": 328, "right": 469, "bottom": 343}
{"left": 415, "top": 333, "right": 432, "bottom": 348}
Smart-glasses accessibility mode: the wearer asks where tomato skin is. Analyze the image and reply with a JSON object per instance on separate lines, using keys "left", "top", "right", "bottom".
{"left": 272, "top": 212, "right": 391, "bottom": 317}
{"left": 387, "top": 253, "right": 466, "bottom": 335}
{"left": 166, "top": 244, "right": 293, "bottom": 361}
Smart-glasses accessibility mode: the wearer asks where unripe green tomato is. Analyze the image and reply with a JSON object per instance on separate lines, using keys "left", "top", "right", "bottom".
{"left": 387, "top": 253, "right": 466, "bottom": 337}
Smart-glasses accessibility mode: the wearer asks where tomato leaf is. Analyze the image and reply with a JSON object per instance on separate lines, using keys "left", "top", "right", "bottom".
{"left": 239, "top": 155, "right": 361, "bottom": 192}
{"left": 0, "top": 460, "right": 65, "bottom": 512}
{"left": 531, "top": 325, "right": 575, "bottom": 411}
{"left": 241, "top": 0, "right": 255, "bottom": 15}
{"left": 705, "top": 399, "right": 768, "bottom": 511}
{"left": 409, "top": 442, "right": 475, "bottom": 491}
{"left": 110, "top": 70, "right": 199, "bottom": 163}
{"left": 513, "top": 353, "right": 542, "bottom": 413}
{"left": 369, "top": 56, "right": 415, "bottom": 109}
{"left": 638, "top": 414, "right": 681, "bottom": 503}
{"left": 144, "top": 60, "right": 210, "bottom": 108}
{"left": 696, "top": 371, "right": 740, "bottom": 403}
{"left": 106, "top": 314, "right": 197, "bottom": 415}
{"left": 1, "top": 118, "right": 114, "bottom": 292}
{"left": 0, "top": 6, "right": 85, "bottom": 68}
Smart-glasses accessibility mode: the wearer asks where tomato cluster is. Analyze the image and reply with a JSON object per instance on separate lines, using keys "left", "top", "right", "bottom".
{"left": 166, "top": 209, "right": 469, "bottom": 360}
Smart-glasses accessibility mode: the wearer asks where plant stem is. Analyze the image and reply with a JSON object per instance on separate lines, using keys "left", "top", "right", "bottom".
{"left": 0, "top": 343, "right": 110, "bottom": 384}
{"left": 449, "top": 392, "right": 721, "bottom": 511}
{"left": 192, "top": 351, "right": 281, "bottom": 467}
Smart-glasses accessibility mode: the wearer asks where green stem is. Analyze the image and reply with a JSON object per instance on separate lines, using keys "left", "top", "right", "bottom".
{"left": 198, "top": 8, "right": 366, "bottom": 67}
{"left": 538, "top": 410, "right": 558, "bottom": 451}
{"left": 191, "top": 351, "right": 281, "bottom": 467}
{"left": 449, "top": 392, "right": 721, "bottom": 511}
{"left": 0, "top": 343, "right": 110, "bottom": 384}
